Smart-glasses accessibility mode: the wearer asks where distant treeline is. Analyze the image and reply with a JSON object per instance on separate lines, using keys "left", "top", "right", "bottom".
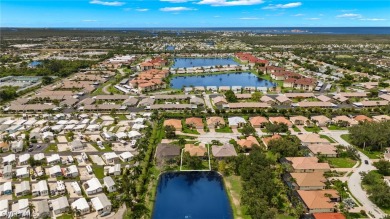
{"left": 0, "top": 59, "right": 96, "bottom": 78}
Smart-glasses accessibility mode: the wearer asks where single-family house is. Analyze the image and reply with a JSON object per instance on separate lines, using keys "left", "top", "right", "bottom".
{"left": 284, "top": 172, "right": 327, "bottom": 190}
{"left": 103, "top": 176, "right": 116, "bottom": 192}
{"left": 34, "top": 200, "right": 50, "bottom": 219}
{"left": 49, "top": 165, "right": 62, "bottom": 178}
{"left": 11, "top": 140, "right": 23, "bottom": 153}
{"left": 262, "top": 134, "right": 282, "bottom": 149}
{"left": 46, "top": 154, "right": 61, "bottom": 165}
{"left": 297, "top": 190, "right": 340, "bottom": 213}
{"left": 119, "top": 151, "right": 133, "bottom": 162}
{"left": 2, "top": 165, "right": 13, "bottom": 179}
{"left": 281, "top": 157, "right": 331, "bottom": 173}
{"left": 332, "top": 116, "right": 358, "bottom": 127}
{"left": 2, "top": 154, "right": 16, "bottom": 165}
{"left": 354, "top": 115, "right": 373, "bottom": 123}
{"left": 184, "top": 144, "right": 207, "bottom": 157}
{"left": 228, "top": 117, "right": 246, "bottom": 128}
{"left": 84, "top": 177, "right": 103, "bottom": 195}
{"left": 290, "top": 116, "right": 310, "bottom": 126}
{"left": 91, "top": 193, "right": 112, "bottom": 216}
{"left": 269, "top": 117, "right": 292, "bottom": 127}
{"left": 306, "top": 144, "right": 337, "bottom": 157}
{"left": 16, "top": 167, "right": 29, "bottom": 178}
{"left": 249, "top": 116, "right": 269, "bottom": 128}
{"left": 102, "top": 152, "right": 119, "bottom": 164}
{"left": 155, "top": 143, "right": 181, "bottom": 165}
{"left": 0, "top": 142, "right": 9, "bottom": 152}
{"left": 65, "top": 165, "right": 79, "bottom": 178}
{"left": 0, "top": 199, "right": 9, "bottom": 219}
{"left": 70, "top": 140, "right": 84, "bottom": 151}
{"left": 163, "top": 119, "right": 182, "bottom": 131}
{"left": 18, "top": 154, "right": 30, "bottom": 165}
{"left": 206, "top": 116, "right": 225, "bottom": 128}
{"left": 71, "top": 198, "right": 90, "bottom": 216}
{"left": 32, "top": 180, "right": 49, "bottom": 197}
{"left": 0, "top": 182, "right": 12, "bottom": 195}
{"left": 52, "top": 196, "right": 69, "bottom": 215}
{"left": 185, "top": 117, "right": 204, "bottom": 129}
{"left": 237, "top": 136, "right": 260, "bottom": 149}
{"left": 311, "top": 115, "right": 331, "bottom": 127}
{"left": 15, "top": 181, "right": 30, "bottom": 197}
{"left": 212, "top": 144, "right": 237, "bottom": 159}
{"left": 297, "top": 133, "right": 330, "bottom": 146}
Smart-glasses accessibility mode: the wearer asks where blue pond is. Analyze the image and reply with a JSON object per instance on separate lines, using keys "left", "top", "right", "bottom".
{"left": 28, "top": 61, "right": 42, "bottom": 67}
{"left": 170, "top": 72, "right": 276, "bottom": 89}
{"left": 172, "top": 58, "right": 238, "bottom": 68}
{"left": 153, "top": 171, "right": 233, "bottom": 219}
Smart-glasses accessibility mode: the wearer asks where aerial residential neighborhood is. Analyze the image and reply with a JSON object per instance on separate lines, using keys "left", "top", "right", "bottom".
{"left": 1, "top": 22, "right": 390, "bottom": 219}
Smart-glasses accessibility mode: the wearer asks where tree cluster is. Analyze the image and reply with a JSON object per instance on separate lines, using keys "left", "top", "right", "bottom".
{"left": 349, "top": 121, "right": 390, "bottom": 151}
{"left": 362, "top": 171, "right": 390, "bottom": 209}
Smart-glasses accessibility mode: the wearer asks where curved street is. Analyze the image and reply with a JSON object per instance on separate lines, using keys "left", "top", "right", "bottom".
{"left": 326, "top": 131, "right": 386, "bottom": 219}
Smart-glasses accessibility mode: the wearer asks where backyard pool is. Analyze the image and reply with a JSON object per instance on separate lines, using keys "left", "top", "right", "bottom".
{"left": 170, "top": 72, "right": 276, "bottom": 89}
{"left": 152, "top": 171, "right": 233, "bottom": 219}
{"left": 172, "top": 57, "right": 238, "bottom": 68}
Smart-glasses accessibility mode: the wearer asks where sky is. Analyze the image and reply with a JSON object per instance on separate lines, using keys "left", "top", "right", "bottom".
{"left": 1, "top": 0, "right": 389, "bottom": 27}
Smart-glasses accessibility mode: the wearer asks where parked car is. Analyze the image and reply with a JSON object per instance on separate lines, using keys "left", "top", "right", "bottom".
{"left": 364, "top": 160, "right": 369, "bottom": 165}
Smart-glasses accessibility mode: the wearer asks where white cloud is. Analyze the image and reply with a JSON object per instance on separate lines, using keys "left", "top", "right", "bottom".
{"left": 82, "top": 19, "right": 97, "bottom": 22}
{"left": 89, "top": 0, "right": 125, "bottom": 6}
{"left": 160, "top": 0, "right": 191, "bottom": 2}
{"left": 198, "top": 0, "right": 264, "bottom": 7}
{"left": 262, "top": 2, "right": 301, "bottom": 9}
{"left": 306, "top": 17, "right": 320, "bottom": 20}
{"left": 293, "top": 13, "right": 304, "bottom": 16}
{"left": 160, "top": 7, "right": 197, "bottom": 11}
{"left": 239, "top": 17, "right": 262, "bottom": 20}
{"left": 336, "top": 13, "right": 362, "bottom": 18}
{"left": 136, "top": 8, "right": 149, "bottom": 12}
{"left": 360, "top": 18, "right": 387, "bottom": 21}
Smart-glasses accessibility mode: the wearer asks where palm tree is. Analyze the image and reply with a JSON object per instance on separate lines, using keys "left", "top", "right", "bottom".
{"left": 28, "top": 203, "right": 35, "bottom": 217}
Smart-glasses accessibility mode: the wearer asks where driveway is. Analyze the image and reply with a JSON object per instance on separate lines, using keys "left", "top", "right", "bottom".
{"left": 203, "top": 94, "right": 215, "bottom": 113}
{"left": 325, "top": 131, "right": 386, "bottom": 219}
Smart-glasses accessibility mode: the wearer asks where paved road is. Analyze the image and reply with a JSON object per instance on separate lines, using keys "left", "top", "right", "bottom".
{"left": 325, "top": 131, "right": 386, "bottom": 219}
{"left": 203, "top": 94, "right": 215, "bottom": 113}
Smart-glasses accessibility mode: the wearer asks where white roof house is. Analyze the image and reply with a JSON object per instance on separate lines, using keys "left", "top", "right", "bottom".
{"left": 12, "top": 199, "right": 28, "bottom": 215}
{"left": 34, "top": 153, "right": 45, "bottom": 161}
{"left": 2, "top": 154, "right": 16, "bottom": 164}
{"left": 0, "top": 182, "right": 12, "bottom": 195}
{"left": 16, "top": 167, "right": 29, "bottom": 178}
{"left": 0, "top": 199, "right": 8, "bottom": 217}
{"left": 128, "top": 131, "right": 141, "bottom": 139}
{"left": 102, "top": 152, "right": 118, "bottom": 164}
{"left": 103, "top": 176, "right": 116, "bottom": 192}
{"left": 71, "top": 182, "right": 82, "bottom": 195}
{"left": 46, "top": 154, "right": 61, "bottom": 164}
{"left": 91, "top": 193, "right": 112, "bottom": 216}
{"left": 66, "top": 165, "right": 79, "bottom": 177}
{"left": 32, "top": 180, "right": 48, "bottom": 196}
{"left": 119, "top": 151, "right": 133, "bottom": 162}
{"left": 42, "top": 131, "right": 54, "bottom": 141}
{"left": 84, "top": 178, "right": 103, "bottom": 195}
{"left": 52, "top": 196, "right": 69, "bottom": 215}
{"left": 15, "top": 181, "right": 30, "bottom": 196}
{"left": 132, "top": 123, "right": 146, "bottom": 130}
{"left": 116, "top": 132, "right": 128, "bottom": 139}
{"left": 70, "top": 140, "right": 84, "bottom": 151}
{"left": 228, "top": 117, "right": 247, "bottom": 127}
{"left": 71, "top": 198, "right": 90, "bottom": 215}
{"left": 11, "top": 140, "right": 23, "bottom": 153}
{"left": 49, "top": 165, "right": 62, "bottom": 177}
{"left": 19, "top": 154, "right": 30, "bottom": 165}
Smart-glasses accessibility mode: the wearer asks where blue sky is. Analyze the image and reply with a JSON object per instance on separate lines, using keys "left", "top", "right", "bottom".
{"left": 1, "top": 0, "right": 389, "bottom": 27}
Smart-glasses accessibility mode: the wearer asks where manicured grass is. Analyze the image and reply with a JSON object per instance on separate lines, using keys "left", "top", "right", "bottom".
{"left": 57, "top": 214, "right": 73, "bottom": 219}
{"left": 182, "top": 127, "right": 200, "bottom": 135}
{"left": 215, "top": 126, "right": 233, "bottom": 133}
{"left": 328, "top": 124, "right": 348, "bottom": 130}
{"left": 320, "top": 135, "right": 336, "bottom": 143}
{"left": 44, "top": 143, "right": 58, "bottom": 152}
{"left": 90, "top": 142, "right": 113, "bottom": 152}
{"left": 304, "top": 126, "right": 322, "bottom": 133}
{"left": 181, "top": 160, "right": 209, "bottom": 171}
{"left": 292, "top": 125, "right": 300, "bottom": 132}
{"left": 92, "top": 165, "right": 105, "bottom": 179}
{"left": 224, "top": 175, "right": 251, "bottom": 219}
{"left": 326, "top": 157, "right": 357, "bottom": 168}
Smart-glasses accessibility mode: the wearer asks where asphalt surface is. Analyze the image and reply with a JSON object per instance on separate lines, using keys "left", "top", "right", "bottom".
{"left": 326, "top": 131, "right": 386, "bottom": 219}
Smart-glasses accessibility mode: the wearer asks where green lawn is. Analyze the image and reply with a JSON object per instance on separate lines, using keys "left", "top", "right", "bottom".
{"left": 328, "top": 125, "right": 348, "bottom": 130}
{"left": 292, "top": 125, "right": 300, "bottom": 132}
{"left": 44, "top": 143, "right": 58, "bottom": 152}
{"left": 304, "top": 126, "right": 322, "bottom": 133}
{"left": 182, "top": 127, "right": 200, "bottom": 135}
{"left": 326, "top": 157, "right": 357, "bottom": 168}
{"left": 57, "top": 214, "right": 73, "bottom": 219}
{"left": 92, "top": 165, "right": 105, "bottom": 179}
{"left": 90, "top": 142, "right": 113, "bottom": 152}
{"left": 320, "top": 135, "right": 336, "bottom": 143}
{"left": 181, "top": 160, "right": 209, "bottom": 171}
{"left": 224, "top": 175, "right": 251, "bottom": 219}
{"left": 215, "top": 126, "right": 233, "bottom": 133}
